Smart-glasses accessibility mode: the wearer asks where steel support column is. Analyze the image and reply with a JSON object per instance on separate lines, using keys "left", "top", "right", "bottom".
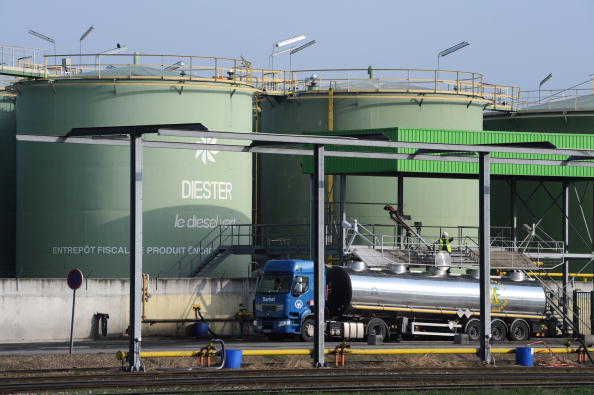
{"left": 511, "top": 178, "right": 517, "bottom": 251}
{"left": 128, "top": 134, "right": 144, "bottom": 371}
{"left": 562, "top": 181, "right": 570, "bottom": 335}
{"left": 479, "top": 153, "right": 492, "bottom": 365}
{"left": 397, "top": 176, "right": 404, "bottom": 248}
{"left": 339, "top": 175, "right": 347, "bottom": 260}
{"left": 312, "top": 145, "right": 326, "bottom": 367}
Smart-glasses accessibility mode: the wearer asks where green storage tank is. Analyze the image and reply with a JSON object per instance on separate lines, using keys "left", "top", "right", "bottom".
{"left": 15, "top": 62, "right": 256, "bottom": 278}
{"left": 0, "top": 90, "right": 16, "bottom": 277}
{"left": 259, "top": 70, "right": 500, "bottom": 245}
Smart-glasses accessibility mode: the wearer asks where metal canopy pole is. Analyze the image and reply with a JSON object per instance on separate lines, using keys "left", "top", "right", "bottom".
{"left": 312, "top": 144, "right": 326, "bottom": 368}
{"left": 562, "top": 181, "right": 570, "bottom": 335}
{"left": 511, "top": 178, "right": 517, "bottom": 251}
{"left": 339, "top": 175, "right": 347, "bottom": 259}
{"left": 479, "top": 152, "right": 493, "bottom": 364}
{"left": 128, "top": 134, "right": 144, "bottom": 371}
{"left": 397, "top": 176, "right": 404, "bottom": 248}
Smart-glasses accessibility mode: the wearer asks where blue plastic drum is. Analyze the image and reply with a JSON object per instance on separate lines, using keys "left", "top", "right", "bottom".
{"left": 195, "top": 322, "right": 209, "bottom": 338}
{"left": 515, "top": 347, "right": 534, "bottom": 366}
{"left": 224, "top": 349, "right": 243, "bottom": 369}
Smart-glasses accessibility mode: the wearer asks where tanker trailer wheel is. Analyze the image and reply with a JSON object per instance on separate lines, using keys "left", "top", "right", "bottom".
{"left": 464, "top": 319, "right": 481, "bottom": 342}
{"left": 509, "top": 319, "right": 530, "bottom": 341}
{"left": 490, "top": 319, "right": 508, "bottom": 342}
{"left": 366, "top": 318, "right": 388, "bottom": 343}
{"left": 300, "top": 318, "right": 315, "bottom": 342}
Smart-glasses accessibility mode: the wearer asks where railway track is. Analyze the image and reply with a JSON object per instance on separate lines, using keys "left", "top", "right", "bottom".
{"left": 1, "top": 368, "right": 594, "bottom": 393}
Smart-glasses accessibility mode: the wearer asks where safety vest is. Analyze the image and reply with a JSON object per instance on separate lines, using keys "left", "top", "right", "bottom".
{"left": 439, "top": 238, "right": 452, "bottom": 253}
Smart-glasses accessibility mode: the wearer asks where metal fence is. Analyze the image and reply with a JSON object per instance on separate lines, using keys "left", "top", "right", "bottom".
{"left": 573, "top": 290, "right": 593, "bottom": 335}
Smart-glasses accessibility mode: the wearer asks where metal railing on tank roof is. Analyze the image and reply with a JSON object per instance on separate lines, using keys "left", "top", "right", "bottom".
{"left": 261, "top": 68, "right": 519, "bottom": 111}
{"left": 4, "top": 52, "right": 519, "bottom": 111}
{"left": 32, "top": 53, "right": 260, "bottom": 88}
{"left": 515, "top": 81, "right": 594, "bottom": 112}
{"left": 0, "top": 44, "right": 49, "bottom": 77}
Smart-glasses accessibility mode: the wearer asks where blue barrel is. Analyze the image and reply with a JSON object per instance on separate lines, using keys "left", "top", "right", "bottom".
{"left": 515, "top": 347, "right": 534, "bottom": 366}
{"left": 224, "top": 349, "right": 243, "bottom": 369}
{"left": 195, "top": 322, "right": 209, "bottom": 338}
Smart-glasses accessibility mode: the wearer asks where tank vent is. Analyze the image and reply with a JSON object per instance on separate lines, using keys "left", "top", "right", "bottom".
{"left": 347, "top": 261, "right": 367, "bottom": 272}
{"left": 388, "top": 263, "right": 408, "bottom": 274}
{"left": 466, "top": 269, "right": 480, "bottom": 279}
{"left": 507, "top": 270, "right": 526, "bottom": 282}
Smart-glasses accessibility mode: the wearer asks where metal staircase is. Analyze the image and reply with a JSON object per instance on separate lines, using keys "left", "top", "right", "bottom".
{"left": 523, "top": 269, "right": 591, "bottom": 336}
{"left": 166, "top": 223, "right": 339, "bottom": 277}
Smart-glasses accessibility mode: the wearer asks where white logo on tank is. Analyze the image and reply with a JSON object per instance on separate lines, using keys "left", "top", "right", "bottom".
{"left": 195, "top": 138, "right": 219, "bottom": 165}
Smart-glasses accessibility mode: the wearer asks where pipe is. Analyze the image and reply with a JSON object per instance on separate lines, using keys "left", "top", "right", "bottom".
{"left": 528, "top": 272, "right": 593, "bottom": 278}
{"left": 116, "top": 347, "right": 580, "bottom": 360}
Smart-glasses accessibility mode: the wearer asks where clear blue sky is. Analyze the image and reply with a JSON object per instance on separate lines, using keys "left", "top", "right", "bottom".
{"left": 1, "top": 0, "right": 592, "bottom": 91}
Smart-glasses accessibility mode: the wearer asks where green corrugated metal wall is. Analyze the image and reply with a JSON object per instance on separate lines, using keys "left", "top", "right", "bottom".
{"left": 304, "top": 127, "right": 594, "bottom": 178}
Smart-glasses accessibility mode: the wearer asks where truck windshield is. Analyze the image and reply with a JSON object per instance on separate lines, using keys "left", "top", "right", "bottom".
{"left": 256, "top": 273, "right": 293, "bottom": 294}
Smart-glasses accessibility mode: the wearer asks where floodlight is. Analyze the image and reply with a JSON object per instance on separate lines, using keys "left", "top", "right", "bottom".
{"left": 29, "top": 29, "right": 56, "bottom": 65}
{"left": 289, "top": 40, "right": 316, "bottom": 72}
{"left": 79, "top": 25, "right": 95, "bottom": 64}
{"left": 538, "top": 73, "right": 553, "bottom": 103}
{"left": 539, "top": 73, "right": 553, "bottom": 88}
{"left": 28, "top": 30, "right": 55, "bottom": 44}
{"left": 290, "top": 40, "right": 316, "bottom": 55}
{"left": 275, "top": 35, "right": 305, "bottom": 48}
{"left": 437, "top": 41, "right": 469, "bottom": 69}
{"left": 80, "top": 25, "right": 95, "bottom": 41}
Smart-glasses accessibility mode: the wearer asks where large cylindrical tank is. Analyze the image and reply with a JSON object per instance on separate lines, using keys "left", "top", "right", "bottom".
{"left": 259, "top": 70, "right": 487, "bottom": 245}
{"left": 326, "top": 266, "right": 546, "bottom": 317}
{"left": 15, "top": 62, "right": 255, "bottom": 278}
{"left": 0, "top": 91, "right": 16, "bottom": 277}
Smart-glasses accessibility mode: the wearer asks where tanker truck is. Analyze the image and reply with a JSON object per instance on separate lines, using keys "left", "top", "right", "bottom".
{"left": 253, "top": 259, "right": 557, "bottom": 342}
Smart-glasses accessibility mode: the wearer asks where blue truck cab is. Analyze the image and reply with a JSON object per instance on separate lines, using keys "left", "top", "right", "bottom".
{"left": 253, "top": 260, "right": 315, "bottom": 341}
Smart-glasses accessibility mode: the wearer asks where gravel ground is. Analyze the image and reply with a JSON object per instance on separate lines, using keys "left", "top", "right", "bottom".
{"left": 0, "top": 351, "right": 583, "bottom": 376}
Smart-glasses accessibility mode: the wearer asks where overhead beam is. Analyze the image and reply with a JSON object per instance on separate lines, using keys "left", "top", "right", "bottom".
{"left": 158, "top": 129, "right": 594, "bottom": 158}
{"left": 16, "top": 134, "right": 594, "bottom": 169}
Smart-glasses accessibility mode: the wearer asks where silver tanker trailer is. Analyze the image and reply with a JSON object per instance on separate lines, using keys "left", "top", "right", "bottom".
{"left": 325, "top": 264, "right": 556, "bottom": 342}
{"left": 253, "top": 259, "right": 557, "bottom": 342}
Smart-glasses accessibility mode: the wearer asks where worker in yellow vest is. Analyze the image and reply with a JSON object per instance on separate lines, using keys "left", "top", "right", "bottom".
{"left": 439, "top": 231, "right": 454, "bottom": 253}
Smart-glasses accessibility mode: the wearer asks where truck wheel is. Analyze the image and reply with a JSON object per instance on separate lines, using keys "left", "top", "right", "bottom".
{"left": 509, "top": 319, "right": 530, "bottom": 341}
{"left": 491, "top": 319, "right": 507, "bottom": 342}
{"left": 464, "top": 319, "right": 480, "bottom": 342}
{"left": 300, "top": 318, "right": 315, "bottom": 342}
{"left": 367, "top": 318, "right": 387, "bottom": 343}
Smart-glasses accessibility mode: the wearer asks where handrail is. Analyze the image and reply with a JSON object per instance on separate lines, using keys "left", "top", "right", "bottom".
{"left": 1, "top": 51, "right": 519, "bottom": 111}
{"left": 514, "top": 78, "right": 594, "bottom": 111}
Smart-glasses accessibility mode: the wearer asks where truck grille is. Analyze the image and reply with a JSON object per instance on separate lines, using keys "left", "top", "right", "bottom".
{"left": 262, "top": 304, "right": 278, "bottom": 312}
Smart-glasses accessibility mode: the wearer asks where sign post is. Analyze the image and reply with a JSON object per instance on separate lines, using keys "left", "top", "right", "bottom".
{"left": 66, "top": 268, "right": 83, "bottom": 354}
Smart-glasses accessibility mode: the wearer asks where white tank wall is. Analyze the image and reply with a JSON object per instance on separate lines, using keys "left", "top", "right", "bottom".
{"left": 0, "top": 277, "right": 256, "bottom": 343}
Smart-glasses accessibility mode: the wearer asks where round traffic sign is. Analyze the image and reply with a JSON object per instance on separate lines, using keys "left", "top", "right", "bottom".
{"left": 67, "top": 268, "right": 84, "bottom": 290}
